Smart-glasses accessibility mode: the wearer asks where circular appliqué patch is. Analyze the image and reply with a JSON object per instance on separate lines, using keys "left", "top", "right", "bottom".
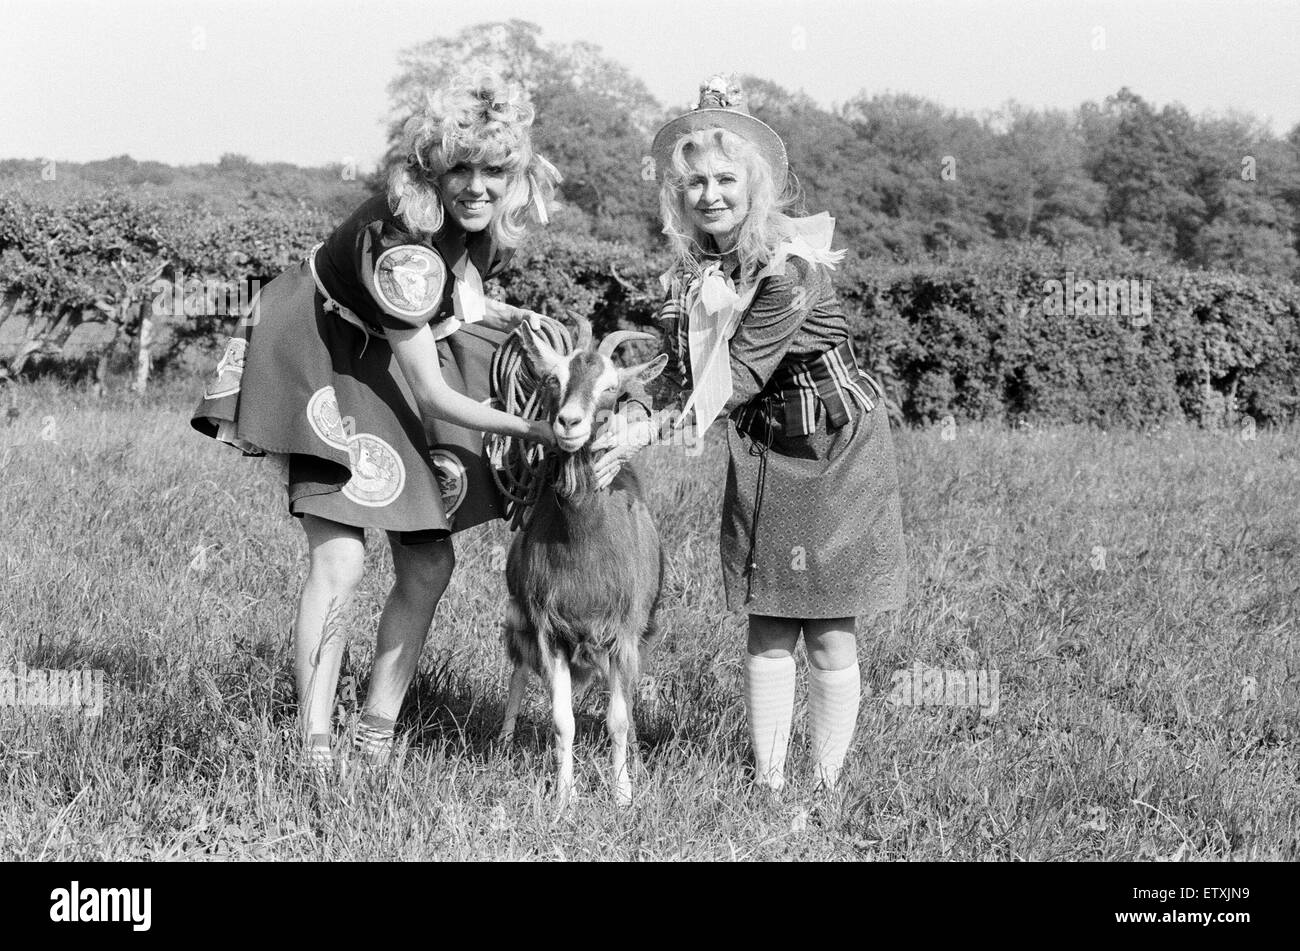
{"left": 374, "top": 245, "right": 445, "bottom": 319}
{"left": 429, "top": 449, "right": 467, "bottom": 516}
{"left": 343, "top": 433, "right": 406, "bottom": 507}
{"left": 306, "top": 386, "right": 351, "bottom": 451}
{"left": 203, "top": 337, "right": 246, "bottom": 400}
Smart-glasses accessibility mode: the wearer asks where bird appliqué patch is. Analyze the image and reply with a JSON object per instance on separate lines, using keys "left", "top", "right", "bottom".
{"left": 373, "top": 245, "right": 445, "bottom": 319}
{"left": 203, "top": 336, "right": 246, "bottom": 400}
{"left": 429, "top": 449, "right": 467, "bottom": 517}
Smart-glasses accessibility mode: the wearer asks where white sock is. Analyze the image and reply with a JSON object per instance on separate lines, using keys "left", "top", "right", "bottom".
{"left": 806, "top": 661, "right": 861, "bottom": 789}
{"left": 743, "top": 653, "right": 795, "bottom": 790}
{"left": 354, "top": 713, "right": 396, "bottom": 766}
{"left": 305, "top": 732, "right": 333, "bottom": 778}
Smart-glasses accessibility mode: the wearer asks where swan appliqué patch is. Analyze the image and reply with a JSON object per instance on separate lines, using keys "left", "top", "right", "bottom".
{"left": 204, "top": 336, "right": 246, "bottom": 400}
{"left": 373, "top": 245, "right": 445, "bottom": 319}
{"left": 306, "top": 386, "right": 406, "bottom": 508}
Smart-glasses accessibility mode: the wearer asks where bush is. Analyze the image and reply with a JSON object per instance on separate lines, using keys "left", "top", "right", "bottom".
{"left": 837, "top": 242, "right": 1300, "bottom": 426}
{"left": 2, "top": 189, "right": 1297, "bottom": 426}
{"left": 495, "top": 225, "right": 670, "bottom": 333}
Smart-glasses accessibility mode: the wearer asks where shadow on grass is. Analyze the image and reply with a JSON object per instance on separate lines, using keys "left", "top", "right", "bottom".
{"left": 19, "top": 640, "right": 160, "bottom": 693}
{"left": 397, "top": 656, "right": 688, "bottom": 766}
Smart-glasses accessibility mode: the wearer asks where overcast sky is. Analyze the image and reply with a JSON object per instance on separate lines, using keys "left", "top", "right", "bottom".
{"left": 2, "top": 0, "right": 1297, "bottom": 170}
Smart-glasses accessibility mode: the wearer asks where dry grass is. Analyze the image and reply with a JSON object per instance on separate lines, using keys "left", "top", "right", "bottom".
{"left": 1, "top": 376, "right": 1296, "bottom": 860}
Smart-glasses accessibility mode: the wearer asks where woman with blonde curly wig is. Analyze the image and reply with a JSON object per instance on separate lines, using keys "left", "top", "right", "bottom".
{"left": 192, "top": 71, "right": 561, "bottom": 774}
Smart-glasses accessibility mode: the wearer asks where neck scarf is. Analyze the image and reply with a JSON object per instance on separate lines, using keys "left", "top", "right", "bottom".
{"left": 432, "top": 229, "right": 493, "bottom": 340}
{"left": 661, "top": 213, "right": 847, "bottom": 431}
{"left": 451, "top": 252, "right": 486, "bottom": 324}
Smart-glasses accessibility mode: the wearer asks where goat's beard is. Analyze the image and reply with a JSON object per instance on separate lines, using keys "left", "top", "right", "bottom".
{"left": 553, "top": 443, "right": 598, "bottom": 501}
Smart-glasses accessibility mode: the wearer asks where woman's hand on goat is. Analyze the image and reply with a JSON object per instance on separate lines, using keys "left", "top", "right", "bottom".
{"left": 528, "top": 419, "right": 558, "bottom": 449}
{"left": 591, "top": 418, "right": 656, "bottom": 490}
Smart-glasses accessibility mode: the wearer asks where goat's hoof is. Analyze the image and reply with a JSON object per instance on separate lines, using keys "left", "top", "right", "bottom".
{"left": 554, "top": 785, "right": 575, "bottom": 813}
{"left": 614, "top": 786, "right": 633, "bottom": 809}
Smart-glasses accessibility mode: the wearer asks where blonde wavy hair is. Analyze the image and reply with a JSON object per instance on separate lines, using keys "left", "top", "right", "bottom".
{"left": 387, "top": 70, "right": 561, "bottom": 248}
{"left": 658, "top": 128, "right": 798, "bottom": 281}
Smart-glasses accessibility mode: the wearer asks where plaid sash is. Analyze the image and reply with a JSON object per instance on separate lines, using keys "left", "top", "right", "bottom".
{"left": 657, "top": 251, "right": 878, "bottom": 442}
{"left": 731, "top": 340, "right": 882, "bottom": 443}
{"left": 656, "top": 263, "right": 695, "bottom": 391}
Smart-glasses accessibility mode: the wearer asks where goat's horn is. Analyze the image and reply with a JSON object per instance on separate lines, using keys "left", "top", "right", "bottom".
{"left": 597, "top": 330, "right": 658, "bottom": 358}
{"left": 571, "top": 315, "right": 593, "bottom": 351}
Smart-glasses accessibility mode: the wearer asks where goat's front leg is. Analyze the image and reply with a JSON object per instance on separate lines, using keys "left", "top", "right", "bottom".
{"left": 607, "top": 672, "right": 633, "bottom": 807}
{"left": 550, "top": 650, "right": 576, "bottom": 808}
{"left": 499, "top": 661, "right": 529, "bottom": 744}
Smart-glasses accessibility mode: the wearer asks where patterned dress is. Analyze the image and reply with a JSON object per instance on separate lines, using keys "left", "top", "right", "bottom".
{"left": 654, "top": 251, "right": 907, "bottom": 619}
{"left": 191, "top": 193, "right": 509, "bottom": 542}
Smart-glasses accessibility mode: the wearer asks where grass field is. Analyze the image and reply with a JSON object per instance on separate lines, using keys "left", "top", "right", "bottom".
{"left": 1, "top": 375, "right": 1297, "bottom": 860}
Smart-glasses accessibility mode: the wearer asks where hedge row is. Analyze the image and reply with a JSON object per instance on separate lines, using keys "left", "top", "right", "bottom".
{"left": 840, "top": 243, "right": 1300, "bottom": 426}
{"left": 2, "top": 189, "right": 1297, "bottom": 425}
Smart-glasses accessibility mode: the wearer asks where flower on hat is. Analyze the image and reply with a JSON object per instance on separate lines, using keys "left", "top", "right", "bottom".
{"left": 651, "top": 70, "right": 788, "bottom": 192}
{"left": 697, "top": 74, "right": 745, "bottom": 110}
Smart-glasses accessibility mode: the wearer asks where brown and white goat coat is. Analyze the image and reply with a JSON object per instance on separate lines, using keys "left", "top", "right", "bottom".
{"left": 499, "top": 320, "right": 667, "bottom": 806}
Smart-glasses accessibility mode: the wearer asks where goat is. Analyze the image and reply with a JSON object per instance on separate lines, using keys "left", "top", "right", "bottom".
{"left": 498, "top": 317, "right": 668, "bottom": 807}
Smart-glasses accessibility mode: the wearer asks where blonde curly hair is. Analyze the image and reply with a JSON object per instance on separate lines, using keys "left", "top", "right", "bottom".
{"left": 658, "top": 127, "right": 797, "bottom": 281}
{"left": 387, "top": 70, "right": 561, "bottom": 248}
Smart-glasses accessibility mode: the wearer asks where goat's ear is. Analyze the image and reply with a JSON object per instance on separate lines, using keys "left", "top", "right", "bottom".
{"left": 619, "top": 352, "right": 669, "bottom": 386}
{"left": 517, "top": 321, "right": 565, "bottom": 377}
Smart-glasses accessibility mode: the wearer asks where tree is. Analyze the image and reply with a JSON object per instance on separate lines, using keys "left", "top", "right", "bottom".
{"left": 1085, "top": 89, "right": 1207, "bottom": 258}
{"left": 843, "top": 91, "right": 996, "bottom": 257}
{"left": 978, "top": 104, "right": 1104, "bottom": 245}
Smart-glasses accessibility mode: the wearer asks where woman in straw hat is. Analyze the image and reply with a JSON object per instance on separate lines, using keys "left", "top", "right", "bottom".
{"left": 597, "top": 74, "right": 906, "bottom": 791}
{"left": 192, "top": 71, "right": 560, "bottom": 774}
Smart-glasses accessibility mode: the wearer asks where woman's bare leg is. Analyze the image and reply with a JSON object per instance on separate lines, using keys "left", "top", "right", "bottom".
{"left": 803, "top": 617, "right": 857, "bottom": 671}
{"left": 362, "top": 534, "right": 455, "bottom": 727}
{"left": 295, "top": 515, "right": 366, "bottom": 747}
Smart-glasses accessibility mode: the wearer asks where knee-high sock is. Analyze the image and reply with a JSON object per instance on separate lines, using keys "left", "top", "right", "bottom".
{"left": 806, "top": 661, "right": 861, "bottom": 789}
{"left": 743, "top": 653, "right": 795, "bottom": 790}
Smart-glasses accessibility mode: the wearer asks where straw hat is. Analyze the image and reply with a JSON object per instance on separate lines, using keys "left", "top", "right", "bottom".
{"left": 650, "top": 74, "right": 788, "bottom": 187}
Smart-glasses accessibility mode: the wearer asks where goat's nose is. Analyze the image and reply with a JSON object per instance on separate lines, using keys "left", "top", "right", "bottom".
{"left": 556, "top": 407, "right": 585, "bottom": 432}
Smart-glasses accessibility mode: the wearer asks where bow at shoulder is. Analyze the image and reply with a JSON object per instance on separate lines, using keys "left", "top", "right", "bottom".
{"left": 762, "top": 212, "right": 847, "bottom": 278}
